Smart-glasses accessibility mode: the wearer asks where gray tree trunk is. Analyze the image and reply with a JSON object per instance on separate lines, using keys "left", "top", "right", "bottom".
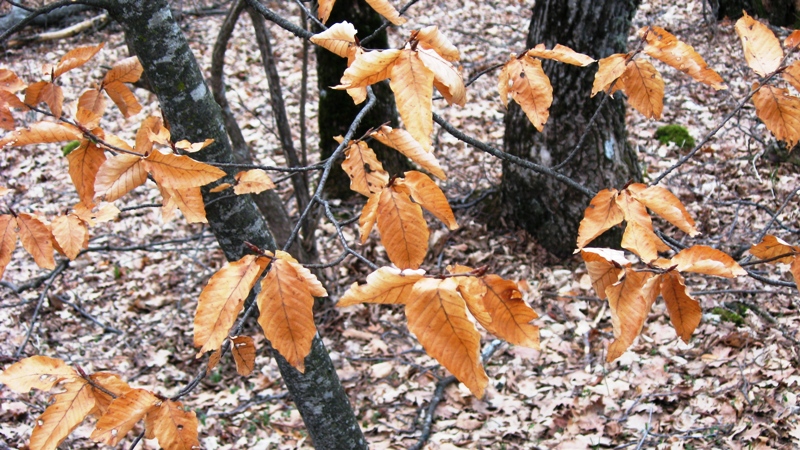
{"left": 102, "top": 1, "right": 367, "bottom": 448}
{"left": 501, "top": 0, "right": 641, "bottom": 258}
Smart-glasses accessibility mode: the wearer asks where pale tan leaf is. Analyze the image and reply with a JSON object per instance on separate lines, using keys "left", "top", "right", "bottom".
{"left": 257, "top": 258, "right": 317, "bottom": 372}
{"left": 67, "top": 140, "right": 106, "bottom": 207}
{"left": 25, "top": 81, "right": 64, "bottom": 119}
{"left": 0, "top": 68, "right": 26, "bottom": 92}
{"left": 341, "top": 140, "right": 389, "bottom": 196}
{"left": 210, "top": 183, "right": 231, "bottom": 193}
{"left": 145, "top": 400, "right": 200, "bottom": 450}
{"left": 475, "top": 275, "right": 539, "bottom": 349}
{"left": 231, "top": 336, "right": 256, "bottom": 376}
{"left": 77, "top": 89, "right": 107, "bottom": 123}
{"left": 606, "top": 269, "right": 659, "bottom": 362}
{"left": 377, "top": 184, "right": 429, "bottom": 269}
{"left": 364, "top": 0, "right": 406, "bottom": 25}
{"left": 0, "top": 214, "right": 17, "bottom": 279}
{"left": 94, "top": 153, "right": 147, "bottom": 202}
{"left": 0, "top": 121, "right": 81, "bottom": 148}
{"left": 30, "top": 379, "right": 95, "bottom": 450}
{"left": 53, "top": 43, "right": 104, "bottom": 78}
{"left": 417, "top": 47, "right": 466, "bottom": 106}
{"left": 390, "top": 50, "right": 435, "bottom": 151}
{"left": 86, "top": 373, "right": 131, "bottom": 418}
{"left": 406, "top": 278, "right": 487, "bottom": 397}
{"left": 275, "top": 250, "right": 328, "bottom": 297}
{"left": 576, "top": 188, "right": 624, "bottom": 249}
{"left": 72, "top": 202, "right": 119, "bottom": 226}
{"left": 371, "top": 125, "right": 445, "bottom": 178}
{"left": 670, "top": 245, "right": 746, "bottom": 277}
{"left": 161, "top": 184, "right": 179, "bottom": 224}
{"left": 581, "top": 248, "right": 629, "bottom": 300}
{"left": 660, "top": 271, "right": 701, "bottom": 343}
{"left": 51, "top": 214, "right": 87, "bottom": 260}
{"left": 640, "top": 26, "right": 725, "bottom": 90}
{"left": 619, "top": 59, "right": 664, "bottom": 119}
{"left": 446, "top": 266, "right": 492, "bottom": 326}
{"left": 310, "top": 21, "right": 357, "bottom": 58}
{"left": 194, "top": 255, "right": 269, "bottom": 354}
{"left": 750, "top": 234, "right": 798, "bottom": 264}
{"left": 634, "top": 185, "right": 699, "bottom": 236}
{"left": 165, "top": 187, "right": 207, "bottom": 223}
{"left": 337, "top": 49, "right": 402, "bottom": 89}
{"left": 144, "top": 150, "right": 226, "bottom": 189}
{"left": 233, "top": 169, "right": 276, "bottom": 195}
{"left": 591, "top": 53, "right": 628, "bottom": 97}
{"left": 526, "top": 43, "right": 595, "bottom": 66}
{"left": 135, "top": 116, "right": 168, "bottom": 156}
{"left": 415, "top": 26, "right": 459, "bottom": 62}
{"left": 0, "top": 356, "right": 77, "bottom": 393}
{"left": 500, "top": 57, "right": 552, "bottom": 131}
{"left": 317, "top": 0, "right": 336, "bottom": 23}
{"left": 91, "top": 389, "right": 158, "bottom": 446}
{"left": 735, "top": 11, "right": 783, "bottom": 76}
{"left": 345, "top": 46, "right": 368, "bottom": 104}
{"left": 17, "top": 213, "right": 54, "bottom": 270}
{"left": 359, "top": 192, "right": 381, "bottom": 244}
{"left": 784, "top": 61, "right": 800, "bottom": 94}
{"left": 621, "top": 220, "right": 668, "bottom": 263}
{"left": 174, "top": 138, "right": 214, "bottom": 153}
{"left": 103, "top": 56, "right": 143, "bottom": 84}
{"left": 338, "top": 266, "right": 425, "bottom": 306}
{"left": 104, "top": 81, "right": 141, "bottom": 118}
{"left": 752, "top": 85, "right": 800, "bottom": 148}
{"left": 397, "top": 170, "right": 457, "bottom": 229}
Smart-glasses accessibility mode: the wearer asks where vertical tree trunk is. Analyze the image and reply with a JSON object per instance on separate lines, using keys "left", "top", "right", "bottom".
{"left": 104, "top": 1, "right": 367, "bottom": 448}
{"left": 316, "top": 0, "right": 408, "bottom": 199}
{"left": 501, "top": 0, "right": 641, "bottom": 258}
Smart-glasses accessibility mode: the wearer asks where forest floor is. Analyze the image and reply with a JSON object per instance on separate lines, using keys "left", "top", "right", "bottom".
{"left": 1, "top": 0, "right": 799, "bottom": 449}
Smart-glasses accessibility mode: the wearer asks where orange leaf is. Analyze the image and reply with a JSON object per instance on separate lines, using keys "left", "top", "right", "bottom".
{"left": 359, "top": 192, "right": 380, "bottom": 244}
{"left": 145, "top": 400, "right": 200, "bottom": 450}
{"left": 591, "top": 53, "right": 628, "bottom": 97}
{"left": 660, "top": 271, "right": 701, "bottom": 343}
{"left": 787, "top": 30, "right": 800, "bottom": 48}
{"left": 77, "top": 89, "right": 107, "bottom": 124}
{"left": 371, "top": 125, "right": 445, "bottom": 178}
{"left": 337, "top": 48, "right": 402, "bottom": 90}
{"left": 50, "top": 214, "right": 87, "bottom": 260}
{"left": 144, "top": 150, "right": 226, "bottom": 189}
{"left": 276, "top": 250, "right": 328, "bottom": 297}
{"left": 163, "top": 187, "right": 208, "bottom": 223}
{"left": 25, "top": 81, "right": 64, "bottom": 119}
{"left": 364, "top": 0, "right": 406, "bottom": 25}
{"left": 194, "top": 255, "right": 269, "bottom": 355}
{"left": 619, "top": 59, "right": 664, "bottom": 119}
{"left": 17, "top": 213, "right": 55, "bottom": 270}
{"left": 0, "top": 356, "right": 77, "bottom": 393}
{"left": 317, "top": 0, "right": 335, "bottom": 23}
{"left": 670, "top": 245, "right": 746, "bottom": 277}
{"left": 0, "top": 214, "right": 17, "bottom": 279}
{"left": 783, "top": 61, "right": 800, "bottom": 94}
{"left": 416, "top": 26, "right": 460, "bottom": 62}
{"left": 103, "top": 56, "right": 143, "bottom": 84}
{"left": 735, "top": 11, "right": 783, "bottom": 77}
{"left": 633, "top": 185, "right": 699, "bottom": 236}
{"left": 231, "top": 336, "right": 256, "bottom": 376}
{"left": 640, "top": 26, "right": 725, "bottom": 90}
{"left": 750, "top": 234, "right": 798, "bottom": 264}
{"left": 340, "top": 140, "right": 389, "bottom": 196}
{"left": 498, "top": 57, "right": 552, "bottom": 131}
{"left": 310, "top": 21, "right": 357, "bottom": 58}
{"left": 397, "top": 170, "right": 457, "bottom": 230}
{"left": 174, "top": 138, "right": 214, "bottom": 153}
{"left": 87, "top": 372, "right": 131, "bottom": 417}
{"left": 91, "top": 389, "right": 158, "bottom": 446}
{"left": 0, "top": 68, "right": 26, "bottom": 92}
{"left": 94, "top": 153, "right": 147, "bottom": 202}
{"left": 345, "top": 46, "right": 368, "bottom": 104}
{"left": 53, "top": 43, "right": 104, "bottom": 78}
{"left": 576, "top": 188, "right": 624, "bottom": 249}
{"left": 580, "top": 248, "right": 629, "bottom": 300}
{"left": 104, "top": 81, "right": 142, "bottom": 118}
{"left": 377, "top": 184, "right": 429, "bottom": 269}
{"left": 30, "top": 379, "right": 95, "bottom": 450}
{"left": 257, "top": 257, "right": 318, "bottom": 372}
{"left": 791, "top": 258, "right": 800, "bottom": 291}
{"left": 0, "top": 91, "right": 21, "bottom": 131}
{"left": 405, "top": 278, "right": 488, "bottom": 397}
{"left": 621, "top": 220, "right": 668, "bottom": 263}
{"left": 390, "top": 50, "right": 435, "bottom": 151}
{"left": 752, "top": 85, "right": 800, "bottom": 148}
{"left": 526, "top": 43, "right": 595, "bottom": 66}
{"left": 473, "top": 274, "right": 539, "bottom": 349}
{"left": 338, "top": 266, "right": 425, "bottom": 306}
{"left": 135, "top": 116, "right": 169, "bottom": 155}
{"left": 446, "top": 266, "right": 492, "bottom": 325}
{"left": 0, "top": 121, "right": 81, "bottom": 148}
{"left": 67, "top": 140, "right": 106, "bottom": 207}
{"left": 417, "top": 47, "right": 466, "bottom": 106}
{"left": 605, "top": 269, "right": 659, "bottom": 362}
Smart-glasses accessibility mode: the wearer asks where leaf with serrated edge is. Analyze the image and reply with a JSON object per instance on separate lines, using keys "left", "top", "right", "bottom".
{"left": 359, "top": 192, "right": 380, "bottom": 243}
{"left": 660, "top": 271, "right": 701, "bottom": 343}
{"left": 337, "top": 49, "right": 402, "bottom": 90}
{"left": 735, "top": 12, "right": 783, "bottom": 77}
{"left": 338, "top": 266, "right": 425, "bottom": 306}
{"left": 54, "top": 43, "right": 104, "bottom": 78}
{"left": 310, "top": 21, "right": 357, "bottom": 58}
{"left": 377, "top": 184, "right": 429, "bottom": 269}
{"left": 390, "top": 50, "right": 434, "bottom": 151}
{"left": 275, "top": 250, "right": 328, "bottom": 297}
{"left": 341, "top": 140, "right": 389, "bottom": 196}
{"left": 145, "top": 400, "right": 200, "bottom": 450}
{"left": 477, "top": 274, "right": 539, "bottom": 349}
{"left": 576, "top": 188, "right": 624, "bottom": 249}
{"left": 791, "top": 258, "right": 800, "bottom": 291}
{"left": 17, "top": 213, "right": 54, "bottom": 269}
{"left": 30, "top": 379, "right": 95, "bottom": 450}
{"left": 94, "top": 153, "right": 147, "bottom": 202}
{"left": 640, "top": 26, "right": 725, "bottom": 90}
{"left": 634, "top": 185, "right": 699, "bottom": 236}
{"left": 397, "top": 171, "right": 457, "bottom": 230}
{"left": 231, "top": 336, "right": 256, "bottom": 376}
{"left": 0, "top": 121, "right": 81, "bottom": 148}
{"left": 103, "top": 56, "right": 143, "bottom": 84}
{"left": 416, "top": 47, "right": 466, "bottom": 106}
{"left": 670, "top": 245, "right": 745, "bottom": 277}
{"left": 526, "top": 43, "right": 595, "bottom": 66}
{"left": 406, "top": 278, "right": 488, "bottom": 397}
{"left": 233, "top": 169, "right": 276, "bottom": 195}
{"left": 606, "top": 269, "right": 659, "bottom": 362}
{"left": 51, "top": 214, "right": 87, "bottom": 260}
{"left": 581, "top": 248, "right": 629, "bottom": 300}
{"left": 104, "top": 81, "right": 141, "bottom": 118}
{"left": 91, "top": 389, "right": 158, "bottom": 446}
{"left": 620, "top": 59, "right": 664, "bottom": 119}
{"left": 67, "top": 141, "right": 106, "bottom": 207}
{"left": 0, "top": 356, "right": 77, "bottom": 392}
{"left": 257, "top": 258, "right": 317, "bottom": 372}
{"left": 371, "top": 126, "right": 445, "bottom": 178}
{"left": 752, "top": 85, "right": 800, "bottom": 148}
{"left": 501, "top": 57, "right": 552, "bottom": 131}
{"left": 25, "top": 81, "right": 64, "bottom": 119}
{"left": 592, "top": 53, "right": 628, "bottom": 97}
{"left": 144, "top": 150, "right": 226, "bottom": 190}
{"left": 0, "top": 215, "right": 17, "bottom": 279}
{"left": 416, "top": 26, "right": 459, "bottom": 62}
{"left": 194, "top": 255, "right": 268, "bottom": 354}
{"left": 364, "top": 0, "right": 406, "bottom": 25}
{"left": 750, "top": 235, "right": 798, "bottom": 264}
{"left": 163, "top": 187, "right": 207, "bottom": 223}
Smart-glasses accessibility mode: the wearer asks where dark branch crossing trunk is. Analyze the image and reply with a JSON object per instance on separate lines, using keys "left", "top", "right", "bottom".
{"left": 501, "top": 0, "right": 641, "bottom": 258}
{"left": 103, "top": 1, "right": 367, "bottom": 448}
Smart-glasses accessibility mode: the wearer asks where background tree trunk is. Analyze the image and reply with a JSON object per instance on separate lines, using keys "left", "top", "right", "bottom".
{"left": 104, "top": 1, "right": 367, "bottom": 448}
{"left": 316, "top": 0, "right": 408, "bottom": 199}
{"left": 711, "top": 0, "right": 799, "bottom": 28}
{"left": 501, "top": 0, "right": 641, "bottom": 258}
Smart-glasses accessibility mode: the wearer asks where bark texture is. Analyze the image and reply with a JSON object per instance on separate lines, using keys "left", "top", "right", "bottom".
{"left": 104, "top": 1, "right": 367, "bottom": 448}
{"left": 316, "top": 0, "right": 408, "bottom": 199}
{"left": 501, "top": 0, "right": 641, "bottom": 257}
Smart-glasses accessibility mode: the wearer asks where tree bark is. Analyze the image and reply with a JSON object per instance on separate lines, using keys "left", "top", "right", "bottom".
{"left": 501, "top": 0, "right": 641, "bottom": 258}
{"left": 104, "top": 1, "right": 367, "bottom": 448}
{"left": 316, "top": 0, "right": 409, "bottom": 199}
{"left": 711, "top": 0, "right": 799, "bottom": 28}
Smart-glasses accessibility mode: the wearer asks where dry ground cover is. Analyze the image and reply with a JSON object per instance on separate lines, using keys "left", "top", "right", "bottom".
{"left": 1, "top": 0, "right": 799, "bottom": 449}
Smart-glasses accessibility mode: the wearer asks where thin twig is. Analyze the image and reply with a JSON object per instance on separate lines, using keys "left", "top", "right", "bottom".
{"left": 15, "top": 260, "right": 68, "bottom": 357}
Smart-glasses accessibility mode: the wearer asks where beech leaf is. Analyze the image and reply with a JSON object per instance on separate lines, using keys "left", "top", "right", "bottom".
{"left": 233, "top": 169, "right": 276, "bottom": 195}
{"left": 94, "top": 153, "right": 148, "bottom": 202}
{"left": 144, "top": 150, "right": 226, "bottom": 190}
{"left": 640, "top": 26, "right": 725, "bottom": 90}
{"left": 0, "top": 356, "right": 77, "bottom": 393}
{"left": 390, "top": 50, "right": 435, "bottom": 151}
{"left": 0, "top": 214, "right": 18, "bottom": 280}
{"left": 310, "top": 22, "right": 357, "bottom": 58}
{"left": 606, "top": 269, "right": 659, "bottom": 362}
{"left": 161, "top": 187, "right": 207, "bottom": 223}
{"left": 17, "top": 213, "right": 55, "bottom": 270}
{"left": 633, "top": 185, "right": 699, "bottom": 236}
{"left": 397, "top": 170, "right": 458, "bottom": 230}
{"left": 53, "top": 43, "right": 104, "bottom": 78}
{"left": 670, "top": 245, "right": 746, "bottom": 277}
{"left": 67, "top": 140, "right": 106, "bottom": 207}
{"left": 103, "top": 56, "right": 143, "bottom": 84}
{"left": 417, "top": 47, "right": 466, "bottom": 106}
{"left": 592, "top": 53, "right": 628, "bottom": 97}
{"left": 575, "top": 188, "right": 624, "bottom": 249}
{"left": 337, "top": 49, "right": 402, "bottom": 90}
{"left": 660, "top": 271, "right": 702, "bottom": 343}
{"left": 619, "top": 59, "right": 664, "bottom": 119}
{"left": 25, "top": 81, "right": 64, "bottom": 119}
{"left": 338, "top": 266, "right": 425, "bottom": 306}
{"left": 735, "top": 11, "right": 783, "bottom": 77}
{"left": 474, "top": 274, "right": 540, "bottom": 349}
{"left": 145, "top": 400, "right": 200, "bottom": 450}
{"left": 51, "top": 214, "right": 87, "bottom": 260}
{"left": 364, "top": 0, "right": 406, "bottom": 25}
{"left": 340, "top": 139, "right": 389, "bottom": 196}
{"left": 91, "top": 389, "right": 158, "bottom": 446}
{"left": 499, "top": 57, "right": 552, "bottom": 131}
{"left": 30, "top": 379, "right": 95, "bottom": 450}
{"left": 750, "top": 235, "right": 798, "bottom": 264}
{"left": 377, "top": 184, "right": 429, "bottom": 269}
{"left": 104, "top": 81, "right": 142, "bottom": 118}
{"left": 752, "top": 85, "right": 800, "bottom": 148}
{"left": 371, "top": 125, "right": 446, "bottom": 178}
{"left": 580, "top": 248, "right": 629, "bottom": 300}
{"left": 0, "top": 121, "right": 81, "bottom": 148}
{"left": 416, "top": 26, "right": 460, "bottom": 62}
{"left": 359, "top": 192, "right": 381, "bottom": 244}
{"left": 231, "top": 336, "right": 256, "bottom": 376}
{"left": 526, "top": 43, "right": 595, "bottom": 66}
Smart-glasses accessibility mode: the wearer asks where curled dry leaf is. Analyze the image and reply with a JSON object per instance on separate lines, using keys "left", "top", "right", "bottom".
{"left": 104, "top": 81, "right": 141, "bottom": 118}
{"left": 606, "top": 269, "right": 659, "bottom": 362}
{"left": 575, "top": 188, "right": 624, "bottom": 250}
{"left": 526, "top": 43, "right": 595, "bottom": 66}
{"left": 77, "top": 89, "right": 107, "bottom": 122}
{"left": 94, "top": 153, "right": 148, "bottom": 202}
{"left": 317, "top": 0, "right": 335, "bottom": 23}
{"left": 580, "top": 248, "right": 629, "bottom": 300}
{"left": 735, "top": 11, "right": 783, "bottom": 77}
{"left": 231, "top": 336, "right": 256, "bottom": 376}
{"left": 660, "top": 271, "right": 701, "bottom": 343}
{"left": 174, "top": 138, "right": 214, "bottom": 153}
{"left": 640, "top": 26, "right": 725, "bottom": 90}
{"left": 633, "top": 185, "right": 699, "bottom": 236}
{"left": 67, "top": 140, "right": 106, "bottom": 207}
{"left": 787, "top": 30, "right": 800, "bottom": 48}
{"left": 24, "top": 81, "right": 64, "bottom": 119}
{"left": 87, "top": 373, "right": 132, "bottom": 418}
{"left": 337, "top": 49, "right": 402, "bottom": 90}
{"left": 498, "top": 56, "right": 552, "bottom": 131}
{"left": 359, "top": 191, "right": 381, "bottom": 244}
{"left": 340, "top": 139, "right": 389, "bottom": 196}
{"left": 310, "top": 21, "right": 357, "bottom": 58}
{"left": 752, "top": 85, "right": 800, "bottom": 148}
{"left": 144, "top": 150, "right": 226, "bottom": 190}
{"left": 103, "top": 55, "right": 143, "bottom": 85}
{"left": 390, "top": 50, "right": 435, "bottom": 151}
{"left": 416, "top": 26, "right": 460, "bottom": 62}
{"left": 338, "top": 266, "right": 425, "bottom": 306}
{"left": 783, "top": 61, "right": 800, "bottom": 94}
{"left": 0, "top": 121, "right": 81, "bottom": 148}
{"left": 162, "top": 187, "right": 207, "bottom": 223}
{"left": 750, "top": 235, "right": 798, "bottom": 264}
{"left": 670, "top": 245, "right": 746, "bottom": 278}
{"left": 417, "top": 47, "right": 466, "bottom": 106}
{"left": 234, "top": 169, "right": 276, "bottom": 195}
{"left": 397, "top": 170, "right": 458, "bottom": 230}
{"left": 0, "top": 68, "right": 26, "bottom": 92}
{"left": 53, "top": 43, "right": 104, "bottom": 78}
{"left": 144, "top": 400, "right": 200, "bottom": 450}
{"left": 371, "top": 126, "right": 445, "bottom": 178}
{"left": 471, "top": 274, "right": 540, "bottom": 349}
{"left": 30, "top": 379, "right": 95, "bottom": 450}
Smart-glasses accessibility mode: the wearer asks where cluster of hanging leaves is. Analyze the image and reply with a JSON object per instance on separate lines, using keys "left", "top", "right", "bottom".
{"left": 749, "top": 235, "right": 800, "bottom": 290}
{"left": 0, "top": 356, "right": 200, "bottom": 450}
{"left": 576, "top": 184, "right": 747, "bottom": 361}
